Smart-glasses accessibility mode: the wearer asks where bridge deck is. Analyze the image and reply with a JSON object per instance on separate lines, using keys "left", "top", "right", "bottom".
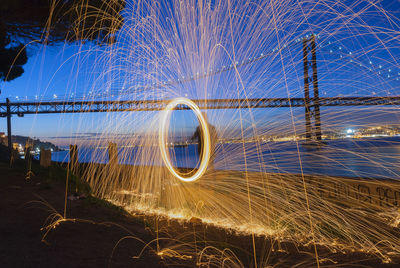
{"left": 1, "top": 97, "right": 400, "bottom": 116}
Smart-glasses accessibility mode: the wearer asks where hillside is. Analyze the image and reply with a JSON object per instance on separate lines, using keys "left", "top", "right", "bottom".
{"left": 10, "top": 135, "right": 61, "bottom": 151}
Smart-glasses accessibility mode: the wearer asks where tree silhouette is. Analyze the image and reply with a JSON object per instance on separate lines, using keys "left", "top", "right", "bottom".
{"left": 0, "top": 23, "right": 28, "bottom": 82}
{"left": 0, "top": 0, "right": 125, "bottom": 82}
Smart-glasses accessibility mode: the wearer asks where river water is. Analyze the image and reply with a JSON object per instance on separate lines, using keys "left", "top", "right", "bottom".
{"left": 51, "top": 137, "right": 400, "bottom": 179}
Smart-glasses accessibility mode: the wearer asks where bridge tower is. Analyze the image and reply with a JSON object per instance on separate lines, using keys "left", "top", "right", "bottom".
{"left": 302, "top": 35, "right": 322, "bottom": 142}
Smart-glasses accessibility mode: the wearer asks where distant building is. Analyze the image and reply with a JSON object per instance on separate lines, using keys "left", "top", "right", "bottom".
{"left": 13, "top": 143, "right": 23, "bottom": 152}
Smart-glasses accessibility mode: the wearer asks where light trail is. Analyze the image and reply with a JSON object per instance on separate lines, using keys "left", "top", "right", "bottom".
{"left": 159, "top": 97, "right": 211, "bottom": 182}
{"left": 17, "top": 0, "right": 400, "bottom": 266}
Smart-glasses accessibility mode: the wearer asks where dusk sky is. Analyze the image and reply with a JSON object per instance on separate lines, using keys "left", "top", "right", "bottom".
{"left": 1, "top": 0, "right": 400, "bottom": 146}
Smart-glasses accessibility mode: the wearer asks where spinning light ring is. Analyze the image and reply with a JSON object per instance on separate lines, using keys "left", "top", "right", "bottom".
{"left": 159, "top": 97, "right": 211, "bottom": 182}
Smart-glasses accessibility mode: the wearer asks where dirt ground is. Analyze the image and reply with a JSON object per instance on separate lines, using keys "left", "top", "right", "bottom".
{"left": 0, "top": 162, "right": 176, "bottom": 267}
{"left": 1, "top": 161, "right": 399, "bottom": 268}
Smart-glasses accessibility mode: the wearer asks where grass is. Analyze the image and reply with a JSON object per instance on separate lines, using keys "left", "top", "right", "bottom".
{"left": 27, "top": 160, "right": 149, "bottom": 223}
{"left": 0, "top": 156, "right": 124, "bottom": 215}
{"left": 30, "top": 161, "right": 91, "bottom": 195}
{"left": 84, "top": 195, "right": 125, "bottom": 213}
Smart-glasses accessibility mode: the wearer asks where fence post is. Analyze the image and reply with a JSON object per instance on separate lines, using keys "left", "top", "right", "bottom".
{"left": 40, "top": 147, "right": 52, "bottom": 167}
{"left": 69, "top": 144, "right": 78, "bottom": 174}
{"left": 24, "top": 143, "right": 33, "bottom": 179}
{"left": 24, "top": 144, "right": 32, "bottom": 162}
{"left": 108, "top": 142, "right": 118, "bottom": 168}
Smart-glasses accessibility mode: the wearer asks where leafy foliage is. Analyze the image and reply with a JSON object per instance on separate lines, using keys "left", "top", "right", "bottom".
{"left": 0, "top": 0, "right": 126, "bottom": 82}
{"left": 0, "top": 24, "right": 28, "bottom": 81}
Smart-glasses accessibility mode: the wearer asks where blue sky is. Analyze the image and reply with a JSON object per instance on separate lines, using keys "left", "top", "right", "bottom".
{"left": 1, "top": 0, "right": 400, "bottom": 145}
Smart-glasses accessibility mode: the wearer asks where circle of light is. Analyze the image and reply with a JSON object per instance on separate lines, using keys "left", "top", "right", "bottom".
{"left": 159, "top": 97, "right": 211, "bottom": 182}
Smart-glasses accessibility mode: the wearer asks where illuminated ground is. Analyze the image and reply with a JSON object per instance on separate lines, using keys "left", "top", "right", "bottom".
{"left": 0, "top": 162, "right": 399, "bottom": 267}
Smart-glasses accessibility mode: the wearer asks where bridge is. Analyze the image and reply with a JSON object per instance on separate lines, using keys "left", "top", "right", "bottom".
{"left": 2, "top": 96, "right": 400, "bottom": 151}
{"left": 1, "top": 96, "right": 400, "bottom": 116}
{"left": 1, "top": 35, "right": 399, "bottom": 152}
